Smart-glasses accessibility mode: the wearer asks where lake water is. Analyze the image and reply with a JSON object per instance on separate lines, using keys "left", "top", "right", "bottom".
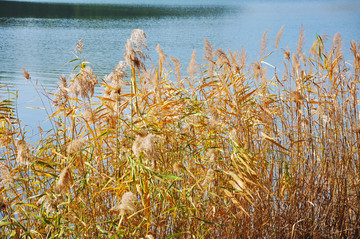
{"left": 1, "top": 0, "right": 360, "bottom": 137}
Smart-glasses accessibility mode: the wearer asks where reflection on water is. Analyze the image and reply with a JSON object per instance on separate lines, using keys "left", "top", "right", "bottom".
{"left": 0, "top": 1, "right": 230, "bottom": 19}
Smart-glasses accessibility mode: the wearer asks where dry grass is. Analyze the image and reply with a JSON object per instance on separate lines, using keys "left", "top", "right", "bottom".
{"left": 0, "top": 28, "right": 360, "bottom": 238}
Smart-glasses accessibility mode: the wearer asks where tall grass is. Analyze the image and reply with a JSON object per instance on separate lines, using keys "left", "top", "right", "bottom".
{"left": 0, "top": 28, "right": 360, "bottom": 238}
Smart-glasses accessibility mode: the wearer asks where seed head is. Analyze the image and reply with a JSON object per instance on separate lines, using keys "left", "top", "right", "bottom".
{"left": 69, "top": 66, "right": 97, "bottom": 100}
{"left": 16, "top": 139, "right": 32, "bottom": 166}
{"left": 53, "top": 75, "right": 69, "bottom": 107}
{"left": 37, "top": 194, "right": 58, "bottom": 214}
{"left": 201, "top": 168, "right": 215, "bottom": 187}
{"left": 124, "top": 29, "right": 148, "bottom": 71}
{"left": 132, "top": 134, "right": 156, "bottom": 159}
{"left": 290, "top": 90, "right": 304, "bottom": 105}
{"left": 206, "top": 148, "right": 218, "bottom": 163}
{"left": 0, "top": 163, "right": 14, "bottom": 188}
{"left": 173, "top": 162, "right": 184, "bottom": 172}
{"left": 55, "top": 167, "right": 72, "bottom": 194}
{"left": 156, "top": 44, "right": 167, "bottom": 67}
{"left": 66, "top": 138, "right": 88, "bottom": 155}
{"left": 76, "top": 39, "right": 84, "bottom": 53}
{"left": 187, "top": 49, "right": 199, "bottom": 78}
{"left": 111, "top": 192, "right": 137, "bottom": 215}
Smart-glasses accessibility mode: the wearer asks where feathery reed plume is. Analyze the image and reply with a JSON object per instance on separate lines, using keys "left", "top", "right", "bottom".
{"left": 103, "top": 61, "right": 127, "bottom": 102}
{"left": 350, "top": 40, "right": 360, "bottom": 71}
{"left": 83, "top": 106, "right": 96, "bottom": 125}
{"left": 283, "top": 46, "right": 290, "bottom": 60}
{"left": 132, "top": 134, "right": 156, "bottom": 159}
{"left": 215, "top": 49, "right": 231, "bottom": 68}
{"left": 156, "top": 44, "right": 167, "bottom": 68}
{"left": 206, "top": 148, "right": 218, "bottom": 163}
{"left": 0, "top": 163, "right": 14, "bottom": 188}
{"left": 290, "top": 90, "right": 304, "bottom": 105}
{"left": 37, "top": 195, "right": 58, "bottom": 214}
{"left": 16, "top": 139, "right": 32, "bottom": 165}
{"left": 69, "top": 66, "right": 97, "bottom": 100}
{"left": 296, "top": 25, "right": 305, "bottom": 55}
{"left": 170, "top": 57, "right": 181, "bottom": 81}
{"left": 230, "top": 51, "right": 241, "bottom": 74}
{"left": 275, "top": 25, "right": 285, "bottom": 49}
{"left": 292, "top": 53, "right": 300, "bottom": 74}
{"left": 55, "top": 167, "right": 72, "bottom": 194}
{"left": 207, "top": 107, "right": 220, "bottom": 128}
{"left": 111, "top": 192, "right": 137, "bottom": 215}
{"left": 22, "top": 67, "right": 30, "bottom": 80}
{"left": 76, "top": 39, "right": 84, "bottom": 54}
{"left": 0, "top": 133, "right": 11, "bottom": 148}
{"left": 187, "top": 50, "right": 199, "bottom": 78}
{"left": 252, "top": 61, "right": 265, "bottom": 81}
{"left": 332, "top": 32, "right": 343, "bottom": 60}
{"left": 66, "top": 138, "right": 88, "bottom": 155}
{"left": 142, "top": 68, "right": 157, "bottom": 90}
{"left": 201, "top": 168, "right": 215, "bottom": 187}
{"left": 173, "top": 162, "right": 184, "bottom": 172}
{"left": 124, "top": 29, "right": 148, "bottom": 71}
{"left": 260, "top": 28, "right": 269, "bottom": 57}
{"left": 53, "top": 75, "right": 69, "bottom": 107}
{"left": 204, "top": 39, "right": 215, "bottom": 78}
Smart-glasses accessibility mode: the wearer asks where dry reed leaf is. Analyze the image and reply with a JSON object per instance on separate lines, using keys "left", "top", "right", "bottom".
{"left": 261, "top": 132, "right": 290, "bottom": 152}
{"left": 228, "top": 171, "right": 245, "bottom": 191}
{"left": 275, "top": 25, "right": 285, "bottom": 49}
{"left": 224, "top": 189, "right": 250, "bottom": 217}
{"left": 22, "top": 67, "right": 30, "bottom": 80}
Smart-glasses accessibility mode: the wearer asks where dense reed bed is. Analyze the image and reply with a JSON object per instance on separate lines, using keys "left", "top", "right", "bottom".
{"left": 1, "top": 28, "right": 360, "bottom": 238}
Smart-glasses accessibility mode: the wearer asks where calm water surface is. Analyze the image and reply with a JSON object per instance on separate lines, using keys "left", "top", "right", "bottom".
{"left": 0, "top": 0, "right": 360, "bottom": 135}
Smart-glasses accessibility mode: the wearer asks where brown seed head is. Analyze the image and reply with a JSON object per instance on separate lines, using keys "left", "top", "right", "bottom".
{"left": 206, "top": 148, "right": 218, "bottom": 163}
{"left": 76, "top": 39, "right": 84, "bottom": 53}
{"left": 66, "top": 138, "right": 88, "bottom": 155}
{"left": 124, "top": 29, "right": 148, "bottom": 70}
{"left": 275, "top": 25, "right": 285, "bottom": 49}
{"left": 16, "top": 139, "right": 32, "bottom": 166}
{"left": 187, "top": 49, "right": 199, "bottom": 78}
{"left": 132, "top": 134, "right": 156, "bottom": 159}
{"left": 173, "top": 162, "right": 184, "bottom": 172}
{"left": 156, "top": 44, "right": 167, "bottom": 67}
{"left": 55, "top": 167, "right": 72, "bottom": 194}
{"left": 112, "top": 192, "right": 137, "bottom": 215}
{"left": 290, "top": 90, "right": 304, "bottom": 105}
{"left": 0, "top": 163, "right": 14, "bottom": 188}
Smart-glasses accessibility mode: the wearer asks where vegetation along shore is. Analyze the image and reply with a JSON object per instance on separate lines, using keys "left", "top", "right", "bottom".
{"left": 1, "top": 28, "right": 360, "bottom": 238}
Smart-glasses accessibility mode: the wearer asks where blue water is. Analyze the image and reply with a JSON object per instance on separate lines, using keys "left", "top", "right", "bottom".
{"left": 0, "top": 0, "right": 360, "bottom": 136}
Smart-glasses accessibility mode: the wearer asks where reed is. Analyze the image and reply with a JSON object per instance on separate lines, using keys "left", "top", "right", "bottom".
{"left": 0, "top": 28, "right": 359, "bottom": 238}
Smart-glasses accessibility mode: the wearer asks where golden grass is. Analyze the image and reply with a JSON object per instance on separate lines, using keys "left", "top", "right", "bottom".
{"left": 0, "top": 28, "right": 360, "bottom": 238}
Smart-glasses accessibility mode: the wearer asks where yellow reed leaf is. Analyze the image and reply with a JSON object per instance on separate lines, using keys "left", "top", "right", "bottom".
{"left": 224, "top": 189, "right": 250, "bottom": 217}
{"left": 261, "top": 132, "right": 290, "bottom": 152}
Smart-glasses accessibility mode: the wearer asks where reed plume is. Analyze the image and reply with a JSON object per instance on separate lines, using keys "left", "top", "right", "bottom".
{"left": 111, "top": 192, "right": 137, "bottom": 216}
{"left": 55, "top": 167, "right": 72, "bottom": 194}
{"left": 16, "top": 139, "right": 32, "bottom": 166}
